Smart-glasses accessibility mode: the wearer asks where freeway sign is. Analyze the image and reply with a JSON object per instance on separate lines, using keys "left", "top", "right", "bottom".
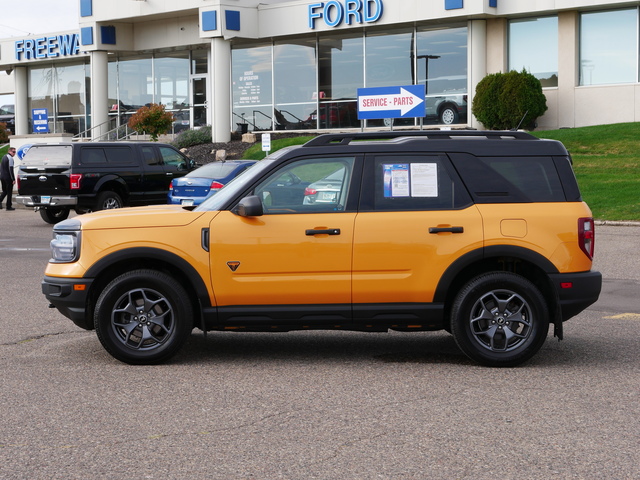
{"left": 357, "top": 85, "right": 425, "bottom": 120}
{"left": 32, "top": 108, "right": 50, "bottom": 133}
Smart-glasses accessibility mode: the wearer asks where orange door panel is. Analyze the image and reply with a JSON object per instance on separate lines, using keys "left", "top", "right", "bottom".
{"left": 352, "top": 207, "right": 484, "bottom": 304}
{"left": 209, "top": 211, "right": 356, "bottom": 306}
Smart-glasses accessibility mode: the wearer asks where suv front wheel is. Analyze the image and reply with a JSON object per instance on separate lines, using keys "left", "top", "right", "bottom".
{"left": 451, "top": 272, "right": 549, "bottom": 367}
{"left": 94, "top": 270, "right": 193, "bottom": 364}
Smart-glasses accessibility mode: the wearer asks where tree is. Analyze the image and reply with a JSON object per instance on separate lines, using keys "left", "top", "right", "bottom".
{"left": 472, "top": 69, "right": 548, "bottom": 130}
{"left": 127, "top": 103, "right": 174, "bottom": 141}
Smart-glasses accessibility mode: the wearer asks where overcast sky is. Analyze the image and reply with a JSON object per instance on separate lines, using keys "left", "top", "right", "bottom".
{"left": 0, "top": 0, "right": 79, "bottom": 38}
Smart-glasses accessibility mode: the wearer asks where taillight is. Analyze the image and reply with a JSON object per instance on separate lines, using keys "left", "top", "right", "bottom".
{"left": 578, "top": 217, "right": 595, "bottom": 260}
{"left": 70, "top": 173, "right": 82, "bottom": 190}
{"left": 210, "top": 181, "right": 224, "bottom": 190}
{"left": 304, "top": 187, "right": 317, "bottom": 196}
{"left": 169, "top": 180, "right": 174, "bottom": 191}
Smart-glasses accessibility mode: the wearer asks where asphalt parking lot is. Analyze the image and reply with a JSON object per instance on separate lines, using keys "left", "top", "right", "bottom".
{"left": 1, "top": 206, "right": 639, "bottom": 479}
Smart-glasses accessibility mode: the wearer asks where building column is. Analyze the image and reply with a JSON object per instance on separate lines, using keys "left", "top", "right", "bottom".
{"left": 90, "top": 50, "right": 109, "bottom": 140}
{"left": 14, "top": 66, "right": 29, "bottom": 135}
{"left": 558, "top": 11, "right": 578, "bottom": 129}
{"left": 468, "top": 19, "right": 487, "bottom": 130}
{"left": 210, "top": 37, "right": 231, "bottom": 143}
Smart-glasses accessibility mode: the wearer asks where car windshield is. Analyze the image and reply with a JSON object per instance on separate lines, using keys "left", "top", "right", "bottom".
{"left": 194, "top": 159, "right": 273, "bottom": 212}
{"left": 186, "top": 162, "right": 247, "bottom": 178}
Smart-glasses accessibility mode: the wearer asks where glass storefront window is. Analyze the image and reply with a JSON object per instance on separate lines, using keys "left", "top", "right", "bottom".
{"left": 509, "top": 17, "right": 558, "bottom": 87}
{"left": 155, "top": 53, "right": 189, "bottom": 110}
{"left": 317, "top": 34, "right": 362, "bottom": 129}
{"left": 28, "top": 63, "right": 89, "bottom": 135}
{"left": 274, "top": 39, "right": 317, "bottom": 129}
{"left": 580, "top": 9, "right": 638, "bottom": 86}
{"left": 417, "top": 26, "right": 468, "bottom": 125}
{"left": 232, "top": 45, "right": 273, "bottom": 131}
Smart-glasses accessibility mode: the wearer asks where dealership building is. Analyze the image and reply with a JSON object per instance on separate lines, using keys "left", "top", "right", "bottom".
{"left": 1, "top": 0, "right": 640, "bottom": 142}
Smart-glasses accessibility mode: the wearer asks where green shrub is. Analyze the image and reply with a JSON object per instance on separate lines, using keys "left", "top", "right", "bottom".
{"left": 127, "top": 103, "right": 174, "bottom": 141}
{"left": 172, "top": 126, "right": 213, "bottom": 149}
{"left": 472, "top": 69, "right": 548, "bottom": 130}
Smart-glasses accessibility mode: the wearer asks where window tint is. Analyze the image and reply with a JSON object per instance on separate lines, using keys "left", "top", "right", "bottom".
{"left": 369, "top": 155, "right": 468, "bottom": 211}
{"left": 141, "top": 146, "right": 160, "bottom": 165}
{"left": 104, "top": 147, "right": 135, "bottom": 165}
{"left": 450, "top": 153, "right": 565, "bottom": 203}
{"left": 80, "top": 148, "right": 107, "bottom": 165}
{"left": 253, "top": 157, "right": 355, "bottom": 214}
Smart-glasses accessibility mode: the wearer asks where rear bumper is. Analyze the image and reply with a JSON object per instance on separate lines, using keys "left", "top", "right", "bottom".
{"left": 17, "top": 195, "right": 78, "bottom": 207}
{"left": 42, "top": 276, "right": 93, "bottom": 330}
{"left": 549, "top": 270, "right": 602, "bottom": 321}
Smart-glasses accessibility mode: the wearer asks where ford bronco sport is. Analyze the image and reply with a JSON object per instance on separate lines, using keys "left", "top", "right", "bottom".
{"left": 42, "top": 131, "right": 602, "bottom": 366}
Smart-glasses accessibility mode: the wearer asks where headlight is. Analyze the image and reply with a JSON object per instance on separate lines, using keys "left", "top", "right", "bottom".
{"left": 50, "top": 220, "right": 81, "bottom": 263}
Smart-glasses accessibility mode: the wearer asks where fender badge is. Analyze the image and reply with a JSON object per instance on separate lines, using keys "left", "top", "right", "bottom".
{"left": 227, "top": 261, "right": 241, "bottom": 272}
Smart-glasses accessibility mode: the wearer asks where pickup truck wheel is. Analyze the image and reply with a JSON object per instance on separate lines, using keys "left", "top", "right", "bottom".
{"left": 39, "top": 206, "right": 70, "bottom": 224}
{"left": 95, "top": 191, "right": 123, "bottom": 211}
{"left": 439, "top": 105, "right": 459, "bottom": 125}
{"left": 451, "top": 272, "right": 549, "bottom": 367}
{"left": 94, "top": 270, "right": 193, "bottom": 365}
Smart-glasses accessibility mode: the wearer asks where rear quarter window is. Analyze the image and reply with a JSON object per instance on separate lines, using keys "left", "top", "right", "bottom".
{"left": 80, "top": 147, "right": 135, "bottom": 165}
{"left": 449, "top": 153, "right": 565, "bottom": 203}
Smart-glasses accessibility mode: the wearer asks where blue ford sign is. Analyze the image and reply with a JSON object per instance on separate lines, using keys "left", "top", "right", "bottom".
{"left": 309, "top": 0, "right": 383, "bottom": 29}
{"left": 357, "top": 85, "right": 426, "bottom": 120}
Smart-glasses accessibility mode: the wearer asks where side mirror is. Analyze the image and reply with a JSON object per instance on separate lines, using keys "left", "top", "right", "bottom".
{"left": 235, "top": 195, "right": 263, "bottom": 217}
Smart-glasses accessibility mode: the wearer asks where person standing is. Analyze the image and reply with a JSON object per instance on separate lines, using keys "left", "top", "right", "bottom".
{"left": 0, "top": 147, "right": 16, "bottom": 210}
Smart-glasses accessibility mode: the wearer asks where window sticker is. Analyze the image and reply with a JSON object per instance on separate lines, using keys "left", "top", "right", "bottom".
{"left": 383, "top": 164, "right": 410, "bottom": 197}
{"left": 410, "top": 163, "right": 438, "bottom": 197}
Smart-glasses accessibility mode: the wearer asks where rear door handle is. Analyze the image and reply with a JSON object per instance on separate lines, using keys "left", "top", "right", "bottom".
{"left": 429, "top": 226, "right": 464, "bottom": 234}
{"left": 306, "top": 228, "right": 341, "bottom": 236}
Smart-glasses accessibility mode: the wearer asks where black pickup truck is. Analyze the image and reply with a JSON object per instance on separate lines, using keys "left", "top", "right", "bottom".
{"left": 17, "top": 142, "right": 193, "bottom": 223}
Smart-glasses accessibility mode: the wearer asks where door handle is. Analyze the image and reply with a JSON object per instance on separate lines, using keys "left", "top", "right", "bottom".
{"left": 429, "top": 226, "right": 464, "bottom": 234}
{"left": 305, "top": 228, "right": 341, "bottom": 236}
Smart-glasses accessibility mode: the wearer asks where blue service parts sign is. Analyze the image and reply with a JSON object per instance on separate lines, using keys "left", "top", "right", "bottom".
{"left": 16, "top": 144, "right": 33, "bottom": 160}
{"left": 32, "top": 108, "right": 50, "bottom": 133}
{"left": 357, "top": 85, "right": 425, "bottom": 120}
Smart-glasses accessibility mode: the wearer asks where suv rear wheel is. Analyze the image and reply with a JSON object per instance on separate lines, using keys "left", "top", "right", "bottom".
{"left": 39, "top": 206, "right": 70, "bottom": 224}
{"left": 95, "top": 191, "right": 123, "bottom": 211}
{"left": 94, "top": 270, "right": 193, "bottom": 364}
{"left": 451, "top": 272, "right": 549, "bottom": 367}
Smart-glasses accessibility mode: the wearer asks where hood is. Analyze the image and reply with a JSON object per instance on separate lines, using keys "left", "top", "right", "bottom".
{"left": 74, "top": 205, "right": 213, "bottom": 230}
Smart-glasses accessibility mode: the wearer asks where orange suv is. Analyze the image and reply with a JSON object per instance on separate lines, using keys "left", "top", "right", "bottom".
{"left": 42, "top": 131, "right": 602, "bottom": 366}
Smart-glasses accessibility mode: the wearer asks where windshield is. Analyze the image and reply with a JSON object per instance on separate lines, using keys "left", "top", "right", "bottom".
{"left": 194, "top": 159, "right": 274, "bottom": 212}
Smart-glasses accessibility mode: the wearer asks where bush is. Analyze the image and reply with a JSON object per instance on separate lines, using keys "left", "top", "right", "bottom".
{"left": 127, "top": 103, "right": 174, "bottom": 141}
{"left": 172, "top": 126, "right": 213, "bottom": 149}
{"left": 0, "top": 122, "right": 9, "bottom": 143}
{"left": 472, "top": 69, "right": 548, "bottom": 130}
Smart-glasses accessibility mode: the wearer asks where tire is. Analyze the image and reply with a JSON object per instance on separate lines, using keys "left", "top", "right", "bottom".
{"left": 439, "top": 105, "right": 459, "bottom": 125}
{"left": 94, "top": 191, "right": 123, "bottom": 211}
{"left": 39, "top": 206, "right": 70, "bottom": 224}
{"left": 94, "top": 270, "right": 193, "bottom": 364}
{"left": 450, "top": 272, "right": 549, "bottom": 367}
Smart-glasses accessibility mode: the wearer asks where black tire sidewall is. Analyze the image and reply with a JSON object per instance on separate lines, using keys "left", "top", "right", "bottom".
{"left": 451, "top": 272, "right": 549, "bottom": 367}
{"left": 95, "top": 191, "right": 123, "bottom": 211}
{"left": 94, "top": 270, "right": 192, "bottom": 364}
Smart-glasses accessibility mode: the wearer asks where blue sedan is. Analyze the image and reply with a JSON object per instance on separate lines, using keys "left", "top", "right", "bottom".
{"left": 168, "top": 160, "right": 257, "bottom": 206}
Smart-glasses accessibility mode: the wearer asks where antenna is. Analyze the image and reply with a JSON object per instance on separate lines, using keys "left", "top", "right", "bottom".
{"left": 513, "top": 110, "right": 529, "bottom": 131}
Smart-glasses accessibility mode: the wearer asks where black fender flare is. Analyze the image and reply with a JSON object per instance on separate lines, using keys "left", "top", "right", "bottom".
{"left": 84, "top": 247, "right": 212, "bottom": 309}
{"left": 433, "top": 245, "right": 559, "bottom": 303}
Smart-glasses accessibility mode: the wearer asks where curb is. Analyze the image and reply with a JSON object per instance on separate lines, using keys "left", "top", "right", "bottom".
{"left": 595, "top": 220, "right": 640, "bottom": 227}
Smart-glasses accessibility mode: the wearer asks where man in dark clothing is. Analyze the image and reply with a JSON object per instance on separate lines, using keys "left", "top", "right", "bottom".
{"left": 0, "top": 147, "right": 16, "bottom": 210}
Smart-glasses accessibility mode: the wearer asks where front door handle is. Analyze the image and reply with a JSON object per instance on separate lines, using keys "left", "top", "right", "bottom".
{"left": 306, "top": 228, "right": 341, "bottom": 236}
{"left": 429, "top": 226, "right": 464, "bottom": 234}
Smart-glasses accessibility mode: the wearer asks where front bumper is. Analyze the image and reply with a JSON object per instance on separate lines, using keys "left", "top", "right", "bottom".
{"left": 17, "top": 195, "right": 78, "bottom": 207}
{"left": 42, "top": 276, "right": 94, "bottom": 330}
{"left": 549, "top": 270, "right": 602, "bottom": 321}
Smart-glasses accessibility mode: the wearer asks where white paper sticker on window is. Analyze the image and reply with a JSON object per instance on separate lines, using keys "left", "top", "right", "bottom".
{"left": 410, "top": 163, "right": 438, "bottom": 197}
{"left": 383, "top": 164, "right": 410, "bottom": 197}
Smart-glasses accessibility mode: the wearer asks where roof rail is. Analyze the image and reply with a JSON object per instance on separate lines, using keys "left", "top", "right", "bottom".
{"left": 303, "top": 130, "right": 537, "bottom": 147}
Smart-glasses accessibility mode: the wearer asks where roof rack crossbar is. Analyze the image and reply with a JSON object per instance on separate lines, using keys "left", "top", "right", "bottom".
{"left": 303, "top": 130, "right": 537, "bottom": 147}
